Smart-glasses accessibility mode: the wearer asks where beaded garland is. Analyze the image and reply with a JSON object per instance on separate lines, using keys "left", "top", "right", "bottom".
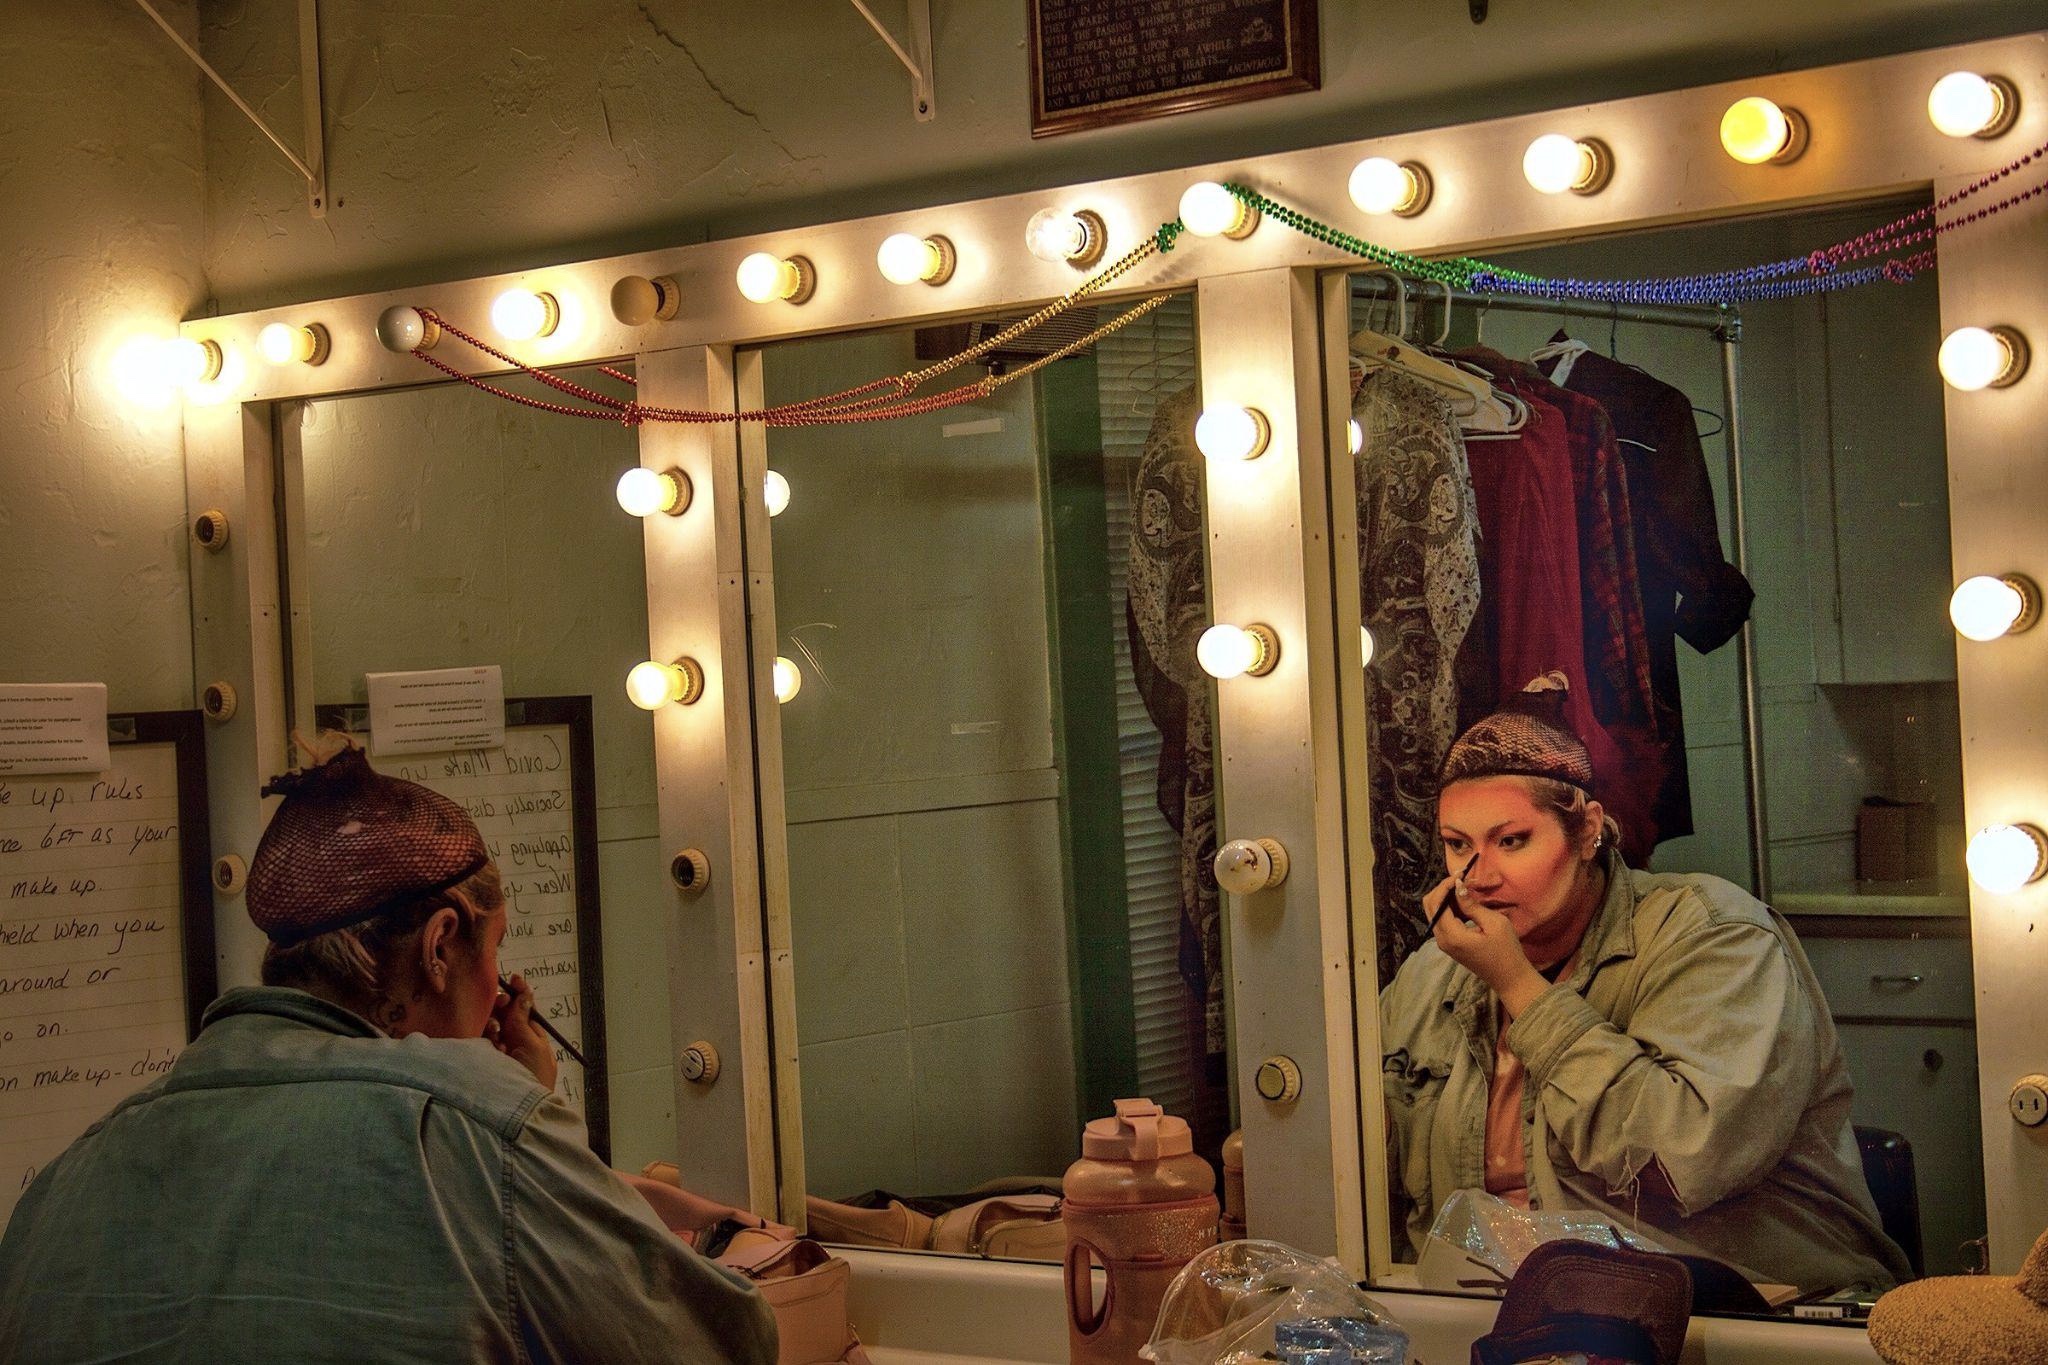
{"left": 407, "top": 138, "right": 2045, "bottom": 425}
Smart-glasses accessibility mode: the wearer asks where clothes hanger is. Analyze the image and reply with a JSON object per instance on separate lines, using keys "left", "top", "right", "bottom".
{"left": 1445, "top": 354, "right": 1528, "bottom": 438}
{"left": 1351, "top": 273, "right": 1492, "bottom": 416}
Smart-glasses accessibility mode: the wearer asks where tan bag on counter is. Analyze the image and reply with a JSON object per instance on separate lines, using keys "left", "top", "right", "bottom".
{"left": 719, "top": 1230, "right": 872, "bottom": 1365}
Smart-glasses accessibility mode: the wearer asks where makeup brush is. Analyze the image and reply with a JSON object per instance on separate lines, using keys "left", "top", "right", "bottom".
{"left": 498, "top": 973, "right": 588, "bottom": 1069}
{"left": 1427, "top": 853, "right": 1481, "bottom": 934}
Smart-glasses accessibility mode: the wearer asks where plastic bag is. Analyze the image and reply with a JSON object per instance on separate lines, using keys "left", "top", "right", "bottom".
{"left": 1415, "top": 1189, "right": 1672, "bottom": 1295}
{"left": 1142, "top": 1239, "right": 1410, "bottom": 1365}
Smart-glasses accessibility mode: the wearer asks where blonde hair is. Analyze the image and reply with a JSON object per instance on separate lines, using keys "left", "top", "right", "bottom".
{"left": 1523, "top": 777, "right": 1623, "bottom": 854}
{"left": 260, "top": 862, "right": 502, "bottom": 1002}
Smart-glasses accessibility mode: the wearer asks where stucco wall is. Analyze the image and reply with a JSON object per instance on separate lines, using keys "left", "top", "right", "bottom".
{"left": 193, "top": 0, "right": 2040, "bottom": 312}
{"left": 0, "top": 2, "right": 204, "bottom": 711}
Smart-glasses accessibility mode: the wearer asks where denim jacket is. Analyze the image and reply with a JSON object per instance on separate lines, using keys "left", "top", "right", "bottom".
{"left": 1380, "top": 850, "right": 1913, "bottom": 1293}
{"left": 0, "top": 987, "right": 776, "bottom": 1364}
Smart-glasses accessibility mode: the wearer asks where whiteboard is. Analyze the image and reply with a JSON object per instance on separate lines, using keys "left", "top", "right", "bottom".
{"left": 0, "top": 714, "right": 214, "bottom": 1229}
{"left": 324, "top": 697, "right": 611, "bottom": 1159}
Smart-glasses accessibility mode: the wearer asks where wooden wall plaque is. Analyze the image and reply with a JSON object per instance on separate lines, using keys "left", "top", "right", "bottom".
{"left": 1029, "top": 0, "right": 1320, "bottom": 139}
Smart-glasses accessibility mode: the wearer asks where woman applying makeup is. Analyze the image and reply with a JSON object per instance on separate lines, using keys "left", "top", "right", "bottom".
{"left": 1378, "top": 673, "right": 1912, "bottom": 1294}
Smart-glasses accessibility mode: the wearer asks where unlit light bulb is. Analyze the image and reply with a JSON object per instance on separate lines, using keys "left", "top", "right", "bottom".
{"left": 737, "top": 252, "right": 812, "bottom": 304}
{"left": 492, "top": 289, "right": 559, "bottom": 341}
{"left": 1195, "top": 404, "right": 1271, "bottom": 462}
{"left": 764, "top": 470, "right": 791, "bottom": 517}
{"left": 1720, "top": 97, "right": 1801, "bottom": 164}
{"left": 1929, "top": 72, "right": 2015, "bottom": 138}
{"left": 1348, "top": 157, "right": 1428, "bottom": 216}
{"left": 1197, "top": 623, "right": 1277, "bottom": 680}
{"left": 772, "top": 656, "right": 802, "bottom": 703}
{"left": 1524, "top": 134, "right": 1607, "bottom": 195}
{"left": 258, "top": 322, "right": 326, "bottom": 366}
{"left": 1949, "top": 575, "right": 2037, "bottom": 641}
{"left": 1178, "top": 181, "right": 1255, "bottom": 238}
{"left": 1967, "top": 823, "right": 2048, "bottom": 893}
{"left": 877, "top": 233, "right": 953, "bottom": 285}
{"left": 1938, "top": 326, "right": 2026, "bottom": 391}
{"left": 617, "top": 467, "right": 689, "bottom": 518}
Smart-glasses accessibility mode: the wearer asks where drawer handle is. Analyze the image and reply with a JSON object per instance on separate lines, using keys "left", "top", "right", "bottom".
{"left": 1871, "top": 973, "right": 1925, "bottom": 987}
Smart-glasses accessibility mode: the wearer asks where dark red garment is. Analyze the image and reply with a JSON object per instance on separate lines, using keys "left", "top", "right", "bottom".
{"left": 1457, "top": 390, "right": 1656, "bottom": 863}
{"left": 1539, "top": 338, "right": 1756, "bottom": 843}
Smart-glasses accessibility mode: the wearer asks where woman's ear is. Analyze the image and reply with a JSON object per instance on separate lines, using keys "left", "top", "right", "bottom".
{"left": 1582, "top": 800, "right": 1607, "bottom": 860}
{"left": 418, "top": 906, "right": 463, "bottom": 992}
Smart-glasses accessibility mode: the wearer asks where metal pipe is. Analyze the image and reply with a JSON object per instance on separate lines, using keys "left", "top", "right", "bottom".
{"left": 1718, "top": 322, "right": 1773, "bottom": 901}
{"left": 1351, "top": 275, "right": 1731, "bottom": 333}
{"left": 133, "top": 0, "right": 315, "bottom": 184}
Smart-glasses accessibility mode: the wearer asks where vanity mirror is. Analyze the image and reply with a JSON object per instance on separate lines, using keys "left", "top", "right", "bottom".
{"left": 281, "top": 368, "right": 680, "bottom": 1170}
{"left": 1345, "top": 196, "right": 1984, "bottom": 1299}
{"left": 746, "top": 294, "right": 1236, "bottom": 1253}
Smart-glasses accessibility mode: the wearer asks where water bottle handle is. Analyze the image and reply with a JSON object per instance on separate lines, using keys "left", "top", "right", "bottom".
{"left": 1064, "top": 1238, "right": 1113, "bottom": 1337}
{"left": 1113, "top": 1098, "right": 1163, "bottom": 1160}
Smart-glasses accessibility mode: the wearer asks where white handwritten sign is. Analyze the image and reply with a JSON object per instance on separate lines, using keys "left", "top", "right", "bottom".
{"left": 0, "top": 743, "right": 186, "bottom": 1228}
{"left": 0, "top": 684, "right": 112, "bottom": 777}
{"left": 366, "top": 666, "right": 506, "bottom": 757}
{"left": 367, "top": 728, "right": 594, "bottom": 1117}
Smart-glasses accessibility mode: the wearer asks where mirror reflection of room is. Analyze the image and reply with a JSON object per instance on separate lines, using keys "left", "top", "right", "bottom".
{"left": 1354, "top": 199, "right": 1980, "bottom": 1298}
{"left": 754, "top": 294, "right": 1233, "bottom": 1259}
{"left": 292, "top": 368, "right": 683, "bottom": 1171}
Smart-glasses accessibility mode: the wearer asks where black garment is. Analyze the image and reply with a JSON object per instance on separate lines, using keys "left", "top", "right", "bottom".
{"left": 1540, "top": 338, "right": 1755, "bottom": 842}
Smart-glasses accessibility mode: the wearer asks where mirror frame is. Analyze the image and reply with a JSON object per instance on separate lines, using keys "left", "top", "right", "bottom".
{"left": 180, "top": 30, "right": 2048, "bottom": 1280}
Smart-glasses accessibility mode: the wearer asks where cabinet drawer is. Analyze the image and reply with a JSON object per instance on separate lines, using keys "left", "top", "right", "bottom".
{"left": 1802, "top": 934, "right": 1975, "bottom": 1021}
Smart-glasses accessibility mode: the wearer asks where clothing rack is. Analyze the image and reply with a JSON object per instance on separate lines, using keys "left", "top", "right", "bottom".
{"left": 1351, "top": 274, "right": 1771, "bottom": 900}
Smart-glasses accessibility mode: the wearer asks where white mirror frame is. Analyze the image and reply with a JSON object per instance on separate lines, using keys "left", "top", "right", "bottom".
{"left": 182, "top": 30, "right": 2048, "bottom": 1280}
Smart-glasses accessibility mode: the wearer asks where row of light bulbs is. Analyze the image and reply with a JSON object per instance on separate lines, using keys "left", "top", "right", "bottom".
{"left": 1947, "top": 574, "right": 2048, "bottom": 892}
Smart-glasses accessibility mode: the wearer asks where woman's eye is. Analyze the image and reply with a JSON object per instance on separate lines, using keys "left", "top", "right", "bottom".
{"left": 1499, "top": 834, "right": 1526, "bottom": 850}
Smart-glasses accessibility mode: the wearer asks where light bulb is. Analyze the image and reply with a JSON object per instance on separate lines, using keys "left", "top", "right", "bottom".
{"left": 257, "top": 322, "right": 327, "bottom": 366}
{"left": 737, "top": 252, "right": 813, "bottom": 304}
{"left": 611, "top": 274, "right": 680, "bottom": 325}
{"left": 877, "top": 232, "right": 954, "bottom": 285}
{"left": 492, "top": 289, "right": 559, "bottom": 341}
{"left": 1026, "top": 207, "right": 1103, "bottom": 267}
{"left": 109, "top": 336, "right": 182, "bottom": 406}
{"left": 1194, "top": 404, "right": 1271, "bottom": 462}
{"left": 1348, "top": 157, "right": 1429, "bottom": 216}
{"left": 764, "top": 470, "right": 791, "bottom": 517}
{"left": 1720, "top": 97, "right": 1802, "bottom": 164}
{"left": 1197, "top": 623, "right": 1277, "bottom": 680}
{"left": 1929, "top": 72, "right": 2015, "bottom": 139}
{"left": 1949, "top": 574, "right": 2039, "bottom": 641}
{"left": 375, "top": 304, "right": 438, "bottom": 353}
{"left": 163, "top": 337, "right": 222, "bottom": 387}
{"left": 1939, "top": 326, "right": 2027, "bottom": 391}
{"left": 627, "top": 659, "right": 702, "bottom": 710}
{"left": 1967, "top": 823, "right": 2048, "bottom": 893}
{"left": 616, "top": 467, "right": 690, "bottom": 518}
{"left": 1360, "top": 625, "right": 1376, "bottom": 667}
{"left": 1523, "top": 134, "right": 1609, "bottom": 195}
{"left": 1347, "top": 418, "right": 1363, "bottom": 455}
{"left": 772, "top": 656, "right": 803, "bottom": 703}
{"left": 1178, "top": 181, "right": 1255, "bottom": 238}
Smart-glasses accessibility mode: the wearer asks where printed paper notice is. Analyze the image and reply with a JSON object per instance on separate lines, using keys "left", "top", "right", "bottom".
{"left": 0, "top": 685, "right": 110, "bottom": 776}
{"left": 365, "top": 667, "right": 505, "bottom": 757}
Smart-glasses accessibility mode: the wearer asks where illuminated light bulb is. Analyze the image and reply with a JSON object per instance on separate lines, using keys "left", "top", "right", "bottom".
{"left": 163, "top": 337, "right": 224, "bottom": 387}
{"left": 110, "top": 336, "right": 192, "bottom": 406}
{"left": 1194, "top": 404, "right": 1271, "bottom": 462}
{"left": 257, "top": 322, "right": 328, "bottom": 366}
{"left": 1967, "top": 823, "right": 2048, "bottom": 893}
{"left": 1928, "top": 72, "right": 2017, "bottom": 139}
{"left": 772, "top": 656, "right": 803, "bottom": 703}
{"left": 876, "top": 232, "right": 956, "bottom": 285}
{"left": 1348, "top": 157, "right": 1430, "bottom": 216}
{"left": 627, "top": 658, "right": 703, "bottom": 710}
{"left": 1360, "top": 625, "right": 1377, "bottom": 667}
{"left": 763, "top": 469, "right": 791, "bottom": 517}
{"left": 1026, "top": 207, "right": 1106, "bottom": 268}
{"left": 1523, "top": 134, "right": 1611, "bottom": 195}
{"left": 1720, "top": 97, "right": 1805, "bottom": 165}
{"left": 611, "top": 274, "right": 681, "bottom": 325}
{"left": 1347, "top": 418, "right": 1363, "bottom": 455}
{"left": 491, "top": 289, "right": 559, "bottom": 341}
{"left": 1197, "top": 623, "right": 1279, "bottom": 680}
{"left": 736, "top": 251, "right": 815, "bottom": 304}
{"left": 1177, "top": 181, "right": 1258, "bottom": 239}
{"left": 375, "top": 304, "right": 440, "bottom": 353}
{"left": 616, "top": 466, "right": 691, "bottom": 518}
{"left": 1948, "top": 574, "right": 2040, "bottom": 641}
{"left": 1938, "top": 326, "right": 2029, "bottom": 391}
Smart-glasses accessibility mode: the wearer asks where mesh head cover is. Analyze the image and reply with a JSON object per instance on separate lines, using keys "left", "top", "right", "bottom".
{"left": 1440, "top": 670, "right": 1596, "bottom": 795}
{"left": 248, "top": 741, "right": 489, "bottom": 944}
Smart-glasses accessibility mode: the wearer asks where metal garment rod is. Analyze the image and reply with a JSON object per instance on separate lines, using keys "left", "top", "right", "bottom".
{"left": 1352, "top": 271, "right": 1770, "bottom": 896}
{"left": 132, "top": 0, "right": 328, "bottom": 217}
